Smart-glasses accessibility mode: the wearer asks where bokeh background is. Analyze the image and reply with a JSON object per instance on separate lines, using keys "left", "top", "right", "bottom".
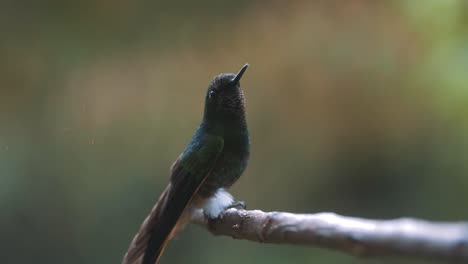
{"left": 1, "top": 1, "right": 467, "bottom": 263}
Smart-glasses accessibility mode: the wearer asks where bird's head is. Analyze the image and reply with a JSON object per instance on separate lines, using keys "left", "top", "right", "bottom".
{"left": 203, "top": 64, "right": 249, "bottom": 125}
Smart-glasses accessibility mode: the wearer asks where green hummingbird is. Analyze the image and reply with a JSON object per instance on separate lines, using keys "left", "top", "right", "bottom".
{"left": 122, "top": 64, "right": 250, "bottom": 264}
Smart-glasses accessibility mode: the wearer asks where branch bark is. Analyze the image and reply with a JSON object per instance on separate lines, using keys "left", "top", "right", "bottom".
{"left": 191, "top": 208, "right": 468, "bottom": 262}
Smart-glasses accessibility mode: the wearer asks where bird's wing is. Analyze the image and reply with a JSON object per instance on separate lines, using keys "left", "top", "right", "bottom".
{"left": 122, "top": 135, "right": 224, "bottom": 264}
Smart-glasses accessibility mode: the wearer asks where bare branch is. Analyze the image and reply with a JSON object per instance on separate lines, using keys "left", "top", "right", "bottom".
{"left": 191, "top": 208, "right": 468, "bottom": 262}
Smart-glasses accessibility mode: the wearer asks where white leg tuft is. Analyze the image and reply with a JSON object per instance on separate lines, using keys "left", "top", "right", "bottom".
{"left": 203, "top": 188, "right": 234, "bottom": 219}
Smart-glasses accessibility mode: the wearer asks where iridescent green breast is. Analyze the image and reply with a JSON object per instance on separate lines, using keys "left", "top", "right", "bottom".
{"left": 197, "top": 131, "right": 250, "bottom": 198}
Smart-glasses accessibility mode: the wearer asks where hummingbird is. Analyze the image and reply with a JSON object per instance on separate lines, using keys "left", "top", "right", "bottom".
{"left": 122, "top": 64, "right": 251, "bottom": 264}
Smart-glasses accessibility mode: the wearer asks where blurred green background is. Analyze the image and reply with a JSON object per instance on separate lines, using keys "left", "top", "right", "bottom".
{"left": 1, "top": 1, "right": 468, "bottom": 263}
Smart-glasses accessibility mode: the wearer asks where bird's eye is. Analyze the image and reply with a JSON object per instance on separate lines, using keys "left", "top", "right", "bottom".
{"left": 209, "top": 90, "right": 216, "bottom": 98}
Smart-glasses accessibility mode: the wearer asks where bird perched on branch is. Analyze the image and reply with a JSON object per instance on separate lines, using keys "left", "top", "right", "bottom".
{"left": 122, "top": 64, "right": 251, "bottom": 264}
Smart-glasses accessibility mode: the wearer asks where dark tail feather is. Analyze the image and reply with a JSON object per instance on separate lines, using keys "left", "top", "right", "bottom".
{"left": 123, "top": 159, "right": 206, "bottom": 264}
{"left": 122, "top": 177, "right": 198, "bottom": 264}
{"left": 122, "top": 184, "right": 177, "bottom": 264}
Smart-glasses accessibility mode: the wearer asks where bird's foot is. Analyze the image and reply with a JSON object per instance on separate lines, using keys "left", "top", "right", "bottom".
{"left": 227, "top": 200, "right": 247, "bottom": 210}
{"left": 203, "top": 200, "right": 247, "bottom": 220}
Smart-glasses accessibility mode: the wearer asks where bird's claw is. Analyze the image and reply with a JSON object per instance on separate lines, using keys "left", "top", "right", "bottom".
{"left": 227, "top": 200, "right": 247, "bottom": 210}
{"left": 203, "top": 201, "right": 247, "bottom": 220}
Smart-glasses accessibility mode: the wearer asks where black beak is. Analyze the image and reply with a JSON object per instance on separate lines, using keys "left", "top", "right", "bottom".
{"left": 231, "top": 63, "right": 249, "bottom": 86}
